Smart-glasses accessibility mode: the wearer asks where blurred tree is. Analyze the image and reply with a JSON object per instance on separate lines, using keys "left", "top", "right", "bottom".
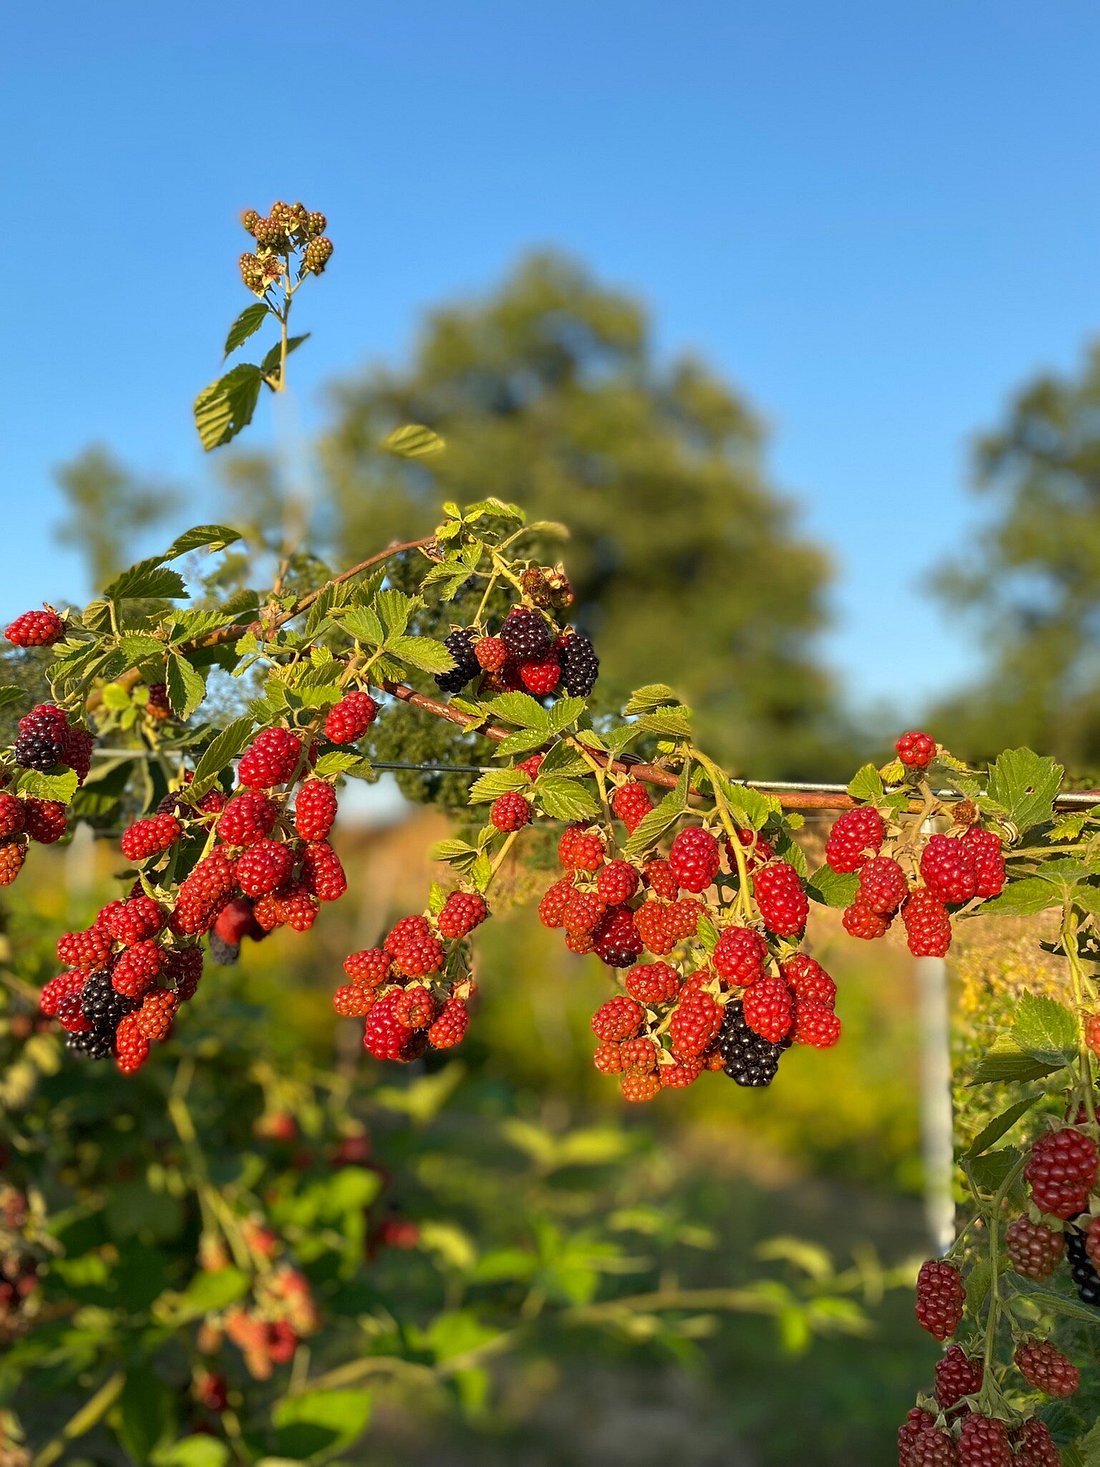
{"left": 320, "top": 253, "right": 844, "bottom": 779}
{"left": 53, "top": 445, "right": 180, "bottom": 587}
{"left": 931, "top": 343, "right": 1100, "bottom": 770}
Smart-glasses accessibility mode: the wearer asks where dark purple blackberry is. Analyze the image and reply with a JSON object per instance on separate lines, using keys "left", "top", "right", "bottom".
{"left": 1066, "top": 1223, "right": 1100, "bottom": 1307}
{"left": 717, "top": 998, "right": 785, "bottom": 1087}
{"left": 209, "top": 932, "right": 241, "bottom": 966}
{"left": 500, "top": 607, "right": 553, "bottom": 662}
{"left": 66, "top": 1026, "right": 114, "bottom": 1060}
{"left": 13, "top": 732, "right": 63, "bottom": 771}
{"left": 81, "top": 969, "right": 137, "bottom": 1029}
{"left": 559, "top": 632, "right": 599, "bottom": 697}
{"left": 434, "top": 629, "right": 480, "bottom": 694}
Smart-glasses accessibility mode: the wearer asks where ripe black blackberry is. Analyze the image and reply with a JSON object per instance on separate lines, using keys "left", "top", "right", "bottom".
{"left": 717, "top": 999, "right": 787, "bottom": 1088}
{"left": 81, "top": 969, "right": 137, "bottom": 1030}
{"left": 1065, "top": 1224, "right": 1100, "bottom": 1307}
{"left": 500, "top": 607, "right": 553, "bottom": 663}
{"left": 66, "top": 1026, "right": 114, "bottom": 1060}
{"left": 209, "top": 932, "right": 242, "bottom": 966}
{"left": 434, "top": 629, "right": 481, "bottom": 694}
{"left": 559, "top": 632, "right": 599, "bottom": 697}
{"left": 14, "top": 732, "right": 63, "bottom": 771}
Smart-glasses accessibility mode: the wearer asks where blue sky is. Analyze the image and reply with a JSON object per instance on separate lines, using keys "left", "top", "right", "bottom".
{"left": 5, "top": 1, "right": 1100, "bottom": 721}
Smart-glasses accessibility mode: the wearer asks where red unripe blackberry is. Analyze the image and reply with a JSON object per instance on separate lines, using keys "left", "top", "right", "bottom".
{"left": 1085, "top": 1013, "right": 1100, "bottom": 1058}
{"left": 120, "top": 812, "right": 182, "bottom": 862}
{"left": 612, "top": 780, "right": 652, "bottom": 834}
{"left": 172, "top": 851, "right": 236, "bottom": 934}
{"left": 538, "top": 876, "right": 576, "bottom": 928}
{"left": 1087, "top": 1215, "right": 1100, "bottom": 1270}
{"left": 162, "top": 946, "right": 203, "bottom": 1000}
{"left": 660, "top": 1056, "right": 702, "bottom": 1088}
{"left": 643, "top": 858, "right": 679, "bottom": 899}
{"left": 593, "top": 1038, "right": 624, "bottom": 1074}
{"left": 620, "top": 1035, "right": 659, "bottom": 1073}
{"left": 668, "top": 826, "right": 720, "bottom": 893}
{"left": 713, "top": 926, "right": 769, "bottom": 986}
{"left": 634, "top": 900, "right": 677, "bottom": 955}
{"left": 5, "top": 609, "right": 64, "bottom": 647}
{"left": 897, "top": 730, "right": 937, "bottom": 769}
{"left": 343, "top": 947, "right": 392, "bottom": 987}
{"left": 385, "top": 914, "right": 431, "bottom": 953}
{"left": 238, "top": 727, "right": 304, "bottom": 788}
{"left": 624, "top": 960, "right": 681, "bottom": 1004}
{"left": 474, "top": 636, "right": 507, "bottom": 671}
{"left": 136, "top": 988, "right": 179, "bottom": 1041}
{"left": 592, "top": 905, "right": 643, "bottom": 967}
{"left": 674, "top": 897, "right": 705, "bottom": 940}
{"left": 935, "top": 1344, "right": 984, "bottom": 1409}
{"left": 391, "top": 932, "right": 445, "bottom": 978}
{"left": 57, "top": 925, "right": 113, "bottom": 969}
{"left": 324, "top": 690, "right": 378, "bottom": 744}
{"left": 112, "top": 940, "right": 162, "bottom": 998}
{"left": 491, "top": 791, "right": 532, "bottom": 832}
{"left": 301, "top": 840, "right": 347, "bottom": 901}
{"left": 105, "top": 894, "right": 165, "bottom": 946}
{"left": 40, "top": 971, "right": 85, "bottom": 1017}
{"left": 437, "top": 889, "right": 488, "bottom": 939}
{"left": 0, "top": 842, "right": 26, "bottom": 885}
{"left": 235, "top": 839, "right": 295, "bottom": 898}
{"left": 428, "top": 997, "right": 469, "bottom": 1050}
{"left": 61, "top": 724, "right": 94, "bottom": 784}
{"left": 0, "top": 795, "right": 24, "bottom": 839}
{"left": 23, "top": 798, "right": 67, "bottom": 845}
{"left": 363, "top": 991, "right": 415, "bottom": 1061}
{"left": 500, "top": 606, "right": 553, "bottom": 662}
{"left": 393, "top": 985, "right": 437, "bottom": 1029}
{"left": 596, "top": 860, "right": 639, "bottom": 905}
{"left": 754, "top": 861, "right": 808, "bottom": 935}
{"left": 780, "top": 953, "right": 837, "bottom": 1008}
{"left": 219, "top": 791, "right": 278, "bottom": 846}
{"left": 1014, "top": 1338, "right": 1079, "bottom": 1396}
{"left": 114, "top": 1013, "right": 151, "bottom": 1074}
{"left": 1012, "top": 1419, "right": 1062, "bottom": 1467}
{"left": 214, "top": 896, "right": 264, "bottom": 946}
{"left": 959, "top": 826, "right": 1005, "bottom": 898}
{"left": 519, "top": 654, "right": 560, "bottom": 695}
{"left": 743, "top": 977, "right": 793, "bottom": 1043}
{"left": 842, "top": 899, "right": 890, "bottom": 939}
{"left": 563, "top": 890, "right": 607, "bottom": 936}
{"left": 620, "top": 1070, "right": 661, "bottom": 1102}
{"left": 898, "top": 1408, "right": 937, "bottom": 1467}
{"left": 791, "top": 999, "right": 841, "bottom": 1048}
{"left": 56, "top": 988, "right": 92, "bottom": 1033}
{"left": 957, "top": 1413, "right": 1011, "bottom": 1467}
{"left": 1025, "top": 1128, "right": 1098, "bottom": 1218}
{"left": 517, "top": 754, "right": 543, "bottom": 780}
{"left": 558, "top": 824, "right": 605, "bottom": 871}
{"left": 825, "top": 806, "right": 885, "bottom": 873}
{"left": 668, "top": 990, "right": 723, "bottom": 1058}
{"left": 1005, "top": 1215, "right": 1064, "bottom": 1279}
{"left": 903, "top": 889, "right": 952, "bottom": 956}
{"left": 726, "top": 827, "right": 776, "bottom": 873}
{"left": 921, "top": 836, "right": 978, "bottom": 904}
{"left": 914, "top": 1258, "right": 965, "bottom": 1340}
{"left": 858, "top": 856, "right": 909, "bottom": 914}
{"left": 293, "top": 780, "right": 338, "bottom": 841}
{"left": 592, "top": 994, "right": 644, "bottom": 1041}
{"left": 907, "top": 1424, "right": 960, "bottom": 1466}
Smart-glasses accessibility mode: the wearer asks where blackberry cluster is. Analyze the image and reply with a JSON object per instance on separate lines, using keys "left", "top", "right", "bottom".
{"left": 559, "top": 632, "right": 599, "bottom": 696}
{"left": 717, "top": 999, "right": 788, "bottom": 1087}
{"left": 434, "top": 629, "right": 480, "bottom": 693}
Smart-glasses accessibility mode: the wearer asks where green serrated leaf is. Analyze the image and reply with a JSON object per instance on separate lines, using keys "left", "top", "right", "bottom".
{"left": 224, "top": 302, "right": 269, "bottom": 356}
{"left": 117, "top": 633, "right": 165, "bottom": 662}
{"left": 14, "top": 768, "right": 80, "bottom": 804}
{"left": 489, "top": 693, "right": 552, "bottom": 731}
{"left": 376, "top": 588, "right": 415, "bottom": 639}
{"left": 314, "top": 751, "right": 362, "bottom": 777}
{"left": 388, "top": 634, "right": 455, "bottom": 674}
{"left": 191, "top": 717, "right": 254, "bottom": 796}
{"left": 194, "top": 363, "right": 264, "bottom": 451}
{"left": 967, "top": 1146, "right": 1022, "bottom": 1193}
{"left": 806, "top": 865, "right": 859, "bottom": 909}
{"left": 623, "top": 684, "right": 681, "bottom": 716}
{"left": 1011, "top": 1281, "right": 1100, "bottom": 1327}
{"left": 696, "top": 910, "right": 719, "bottom": 954}
{"left": 1013, "top": 991, "right": 1079, "bottom": 1065}
{"left": 496, "top": 728, "right": 551, "bottom": 757}
{"left": 536, "top": 777, "right": 600, "bottom": 822}
{"left": 545, "top": 697, "right": 587, "bottom": 734}
{"left": 967, "top": 1036, "right": 1066, "bottom": 1085}
{"left": 979, "top": 877, "right": 1062, "bottom": 916}
{"left": 166, "top": 652, "right": 206, "bottom": 720}
{"left": 625, "top": 774, "right": 691, "bottom": 860}
{"left": 342, "top": 606, "right": 386, "bottom": 646}
{"left": 468, "top": 768, "right": 527, "bottom": 804}
{"left": 164, "top": 525, "right": 242, "bottom": 559}
{"left": 259, "top": 333, "right": 310, "bottom": 380}
{"left": 463, "top": 497, "right": 524, "bottom": 523}
{"left": 725, "top": 781, "right": 782, "bottom": 830}
{"left": 0, "top": 685, "right": 25, "bottom": 710}
{"left": 429, "top": 838, "right": 480, "bottom": 868}
{"left": 962, "top": 1096, "right": 1039, "bottom": 1159}
{"left": 104, "top": 557, "right": 188, "bottom": 601}
{"left": 638, "top": 706, "right": 693, "bottom": 738}
{"left": 382, "top": 423, "right": 446, "bottom": 458}
{"left": 985, "top": 747, "right": 1064, "bottom": 833}
{"left": 847, "top": 764, "right": 884, "bottom": 802}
